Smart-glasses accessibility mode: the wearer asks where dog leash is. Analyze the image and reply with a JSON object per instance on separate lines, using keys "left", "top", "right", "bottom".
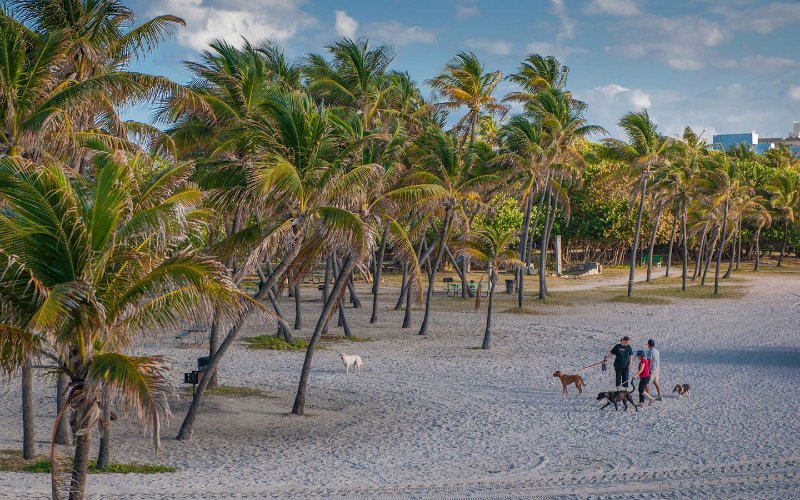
{"left": 578, "top": 359, "right": 607, "bottom": 372}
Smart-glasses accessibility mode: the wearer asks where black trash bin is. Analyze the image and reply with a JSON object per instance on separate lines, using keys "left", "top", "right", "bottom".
{"left": 505, "top": 279, "right": 515, "bottom": 294}
{"left": 197, "top": 356, "right": 211, "bottom": 372}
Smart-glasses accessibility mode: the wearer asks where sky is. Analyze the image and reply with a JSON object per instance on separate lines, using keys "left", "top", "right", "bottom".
{"left": 124, "top": 0, "right": 800, "bottom": 140}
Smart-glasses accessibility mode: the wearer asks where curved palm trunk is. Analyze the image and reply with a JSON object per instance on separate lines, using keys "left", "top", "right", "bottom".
{"left": 777, "top": 220, "right": 789, "bottom": 266}
{"left": 177, "top": 233, "right": 301, "bottom": 440}
{"left": 538, "top": 184, "right": 554, "bottom": 300}
{"left": 482, "top": 264, "right": 496, "bottom": 350}
{"left": 22, "top": 362, "right": 34, "bottom": 459}
{"left": 628, "top": 174, "right": 649, "bottom": 297}
{"left": 419, "top": 208, "right": 452, "bottom": 335}
{"left": 693, "top": 225, "right": 709, "bottom": 281}
{"left": 395, "top": 263, "right": 407, "bottom": 310}
{"left": 526, "top": 193, "right": 545, "bottom": 276}
{"left": 735, "top": 218, "right": 742, "bottom": 270}
{"left": 665, "top": 213, "right": 678, "bottom": 278}
{"left": 403, "top": 235, "right": 426, "bottom": 326}
{"left": 96, "top": 388, "right": 111, "bottom": 468}
{"left": 370, "top": 225, "right": 389, "bottom": 323}
{"left": 681, "top": 203, "right": 688, "bottom": 291}
{"left": 517, "top": 195, "right": 533, "bottom": 307}
{"left": 55, "top": 373, "right": 70, "bottom": 445}
{"left": 646, "top": 208, "right": 663, "bottom": 282}
{"left": 292, "top": 256, "right": 356, "bottom": 415}
{"left": 347, "top": 276, "right": 361, "bottom": 308}
{"left": 754, "top": 227, "right": 762, "bottom": 271}
{"left": 714, "top": 200, "right": 730, "bottom": 294}
{"left": 69, "top": 432, "right": 91, "bottom": 500}
{"left": 701, "top": 228, "right": 718, "bottom": 286}
{"left": 724, "top": 226, "right": 735, "bottom": 279}
{"left": 293, "top": 283, "right": 302, "bottom": 330}
{"left": 333, "top": 257, "right": 353, "bottom": 337}
{"left": 322, "top": 255, "right": 332, "bottom": 335}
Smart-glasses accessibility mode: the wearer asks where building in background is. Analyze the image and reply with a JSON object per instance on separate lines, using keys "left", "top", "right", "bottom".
{"left": 712, "top": 122, "right": 800, "bottom": 155}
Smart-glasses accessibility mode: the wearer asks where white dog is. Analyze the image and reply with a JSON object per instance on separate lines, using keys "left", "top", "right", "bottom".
{"left": 340, "top": 353, "right": 364, "bottom": 373}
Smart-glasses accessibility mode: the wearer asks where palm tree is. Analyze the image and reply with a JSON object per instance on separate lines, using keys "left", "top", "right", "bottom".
{"left": 603, "top": 110, "right": 671, "bottom": 297}
{"left": 0, "top": 151, "right": 244, "bottom": 500}
{"left": 7, "top": 1, "right": 188, "bottom": 167}
{"left": 453, "top": 227, "right": 519, "bottom": 349}
{"left": 387, "top": 127, "right": 499, "bottom": 335}
{"left": 765, "top": 168, "right": 800, "bottom": 266}
{"left": 696, "top": 152, "right": 739, "bottom": 294}
{"left": 427, "top": 51, "right": 507, "bottom": 152}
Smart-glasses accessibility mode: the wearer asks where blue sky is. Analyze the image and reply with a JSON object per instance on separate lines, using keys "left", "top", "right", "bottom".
{"left": 124, "top": 0, "right": 800, "bottom": 139}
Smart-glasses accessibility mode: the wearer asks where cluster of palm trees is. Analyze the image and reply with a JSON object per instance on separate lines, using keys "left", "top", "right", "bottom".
{"left": 1, "top": 2, "right": 799, "bottom": 499}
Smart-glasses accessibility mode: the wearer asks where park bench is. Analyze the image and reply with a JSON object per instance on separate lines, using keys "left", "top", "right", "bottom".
{"left": 174, "top": 326, "right": 209, "bottom": 346}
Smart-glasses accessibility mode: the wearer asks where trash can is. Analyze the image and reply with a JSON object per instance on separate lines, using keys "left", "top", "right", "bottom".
{"left": 505, "top": 279, "right": 515, "bottom": 294}
{"left": 197, "top": 356, "right": 211, "bottom": 372}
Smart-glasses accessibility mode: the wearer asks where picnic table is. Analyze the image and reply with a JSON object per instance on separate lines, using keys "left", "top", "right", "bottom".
{"left": 174, "top": 327, "right": 209, "bottom": 346}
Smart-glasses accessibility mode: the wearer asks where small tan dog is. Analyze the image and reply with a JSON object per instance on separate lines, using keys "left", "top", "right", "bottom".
{"left": 553, "top": 370, "right": 585, "bottom": 396}
{"left": 672, "top": 383, "right": 691, "bottom": 399}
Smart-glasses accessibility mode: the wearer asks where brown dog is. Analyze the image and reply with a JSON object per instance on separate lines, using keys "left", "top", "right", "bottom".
{"left": 672, "top": 384, "right": 691, "bottom": 399}
{"left": 553, "top": 370, "right": 585, "bottom": 396}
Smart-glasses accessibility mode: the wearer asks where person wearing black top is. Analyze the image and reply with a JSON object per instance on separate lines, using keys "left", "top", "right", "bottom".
{"left": 607, "top": 336, "right": 633, "bottom": 388}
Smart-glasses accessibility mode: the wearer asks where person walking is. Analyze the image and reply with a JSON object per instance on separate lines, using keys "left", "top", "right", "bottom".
{"left": 607, "top": 336, "right": 633, "bottom": 389}
{"left": 646, "top": 339, "right": 662, "bottom": 401}
{"left": 635, "top": 350, "right": 656, "bottom": 405}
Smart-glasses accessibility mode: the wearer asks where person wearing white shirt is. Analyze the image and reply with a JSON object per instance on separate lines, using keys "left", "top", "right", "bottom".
{"left": 646, "top": 339, "right": 662, "bottom": 401}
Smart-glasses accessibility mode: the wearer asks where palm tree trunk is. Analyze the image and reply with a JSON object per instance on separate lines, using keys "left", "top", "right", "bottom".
{"left": 517, "top": 195, "right": 533, "bottom": 307}
{"left": 681, "top": 202, "right": 688, "bottom": 291}
{"left": 206, "top": 314, "right": 220, "bottom": 389}
{"left": 754, "top": 227, "right": 762, "bottom": 271}
{"left": 294, "top": 283, "right": 302, "bottom": 330}
{"left": 419, "top": 208, "right": 452, "bottom": 335}
{"left": 333, "top": 257, "right": 353, "bottom": 337}
{"left": 69, "top": 432, "right": 91, "bottom": 500}
{"left": 292, "top": 256, "right": 357, "bottom": 416}
{"left": 370, "top": 225, "right": 389, "bottom": 323}
{"left": 268, "top": 290, "right": 293, "bottom": 342}
{"left": 778, "top": 220, "right": 788, "bottom": 266}
{"left": 724, "top": 227, "right": 735, "bottom": 279}
{"left": 665, "top": 213, "right": 678, "bottom": 277}
{"left": 482, "top": 265, "right": 495, "bottom": 350}
{"left": 646, "top": 208, "right": 663, "bottom": 282}
{"left": 395, "top": 263, "right": 407, "bottom": 310}
{"left": 714, "top": 200, "right": 730, "bottom": 294}
{"left": 693, "top": 225, "right": 708, "bottom": 280}
{"left": 177, "top": 232, "right": 302, "bottom": 440}
{"left": 461, "top": 254, "right": 473, "bottom": 298}
{"left": 96, "top": 388, "right": 111, "bottom": 468}
{"left": 527, "top": 192, "right": 545, "bottom": 274}
{"left": 628, "top": 174, "right": 649, "bottom": 297}
{"left": 735, "top": 219, "right": 742, "bottom": 270}
{"left": 322, "top": 254, "right": 332, "bottom": 335}
{"left": 55, "top": 373, "right": 70, "bottom": 445}
{"left": 701, "top": 228, "right": 718, "bottom": 286}
{"left": 538, "top": 184, "right": 554, "bottom": 300}
{"left": 22, "top": 362, "right": 34, "bottom": 459}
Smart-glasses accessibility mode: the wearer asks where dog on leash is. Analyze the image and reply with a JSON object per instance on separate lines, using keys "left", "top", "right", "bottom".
{"left": 672, "top": 383, "right": 691, "bottom": 398}
{"left": 340, "top": 353, "right": 364, "bottom": 373}
{"left": 553, "top": 370, "right": 585, "bottom": 396}
{"left": 596, "top": 390, "right": 639, "bottom": 411}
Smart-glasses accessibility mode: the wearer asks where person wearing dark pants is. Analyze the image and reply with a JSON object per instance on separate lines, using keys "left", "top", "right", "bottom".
{"left": 607, "top": 336, "right": 633, "bottom": 389}
{"left": 636, "top": 350, "right": 656, "bottom": 405}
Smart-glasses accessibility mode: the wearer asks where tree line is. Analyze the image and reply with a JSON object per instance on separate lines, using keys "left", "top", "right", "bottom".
{"left": 1, "top": 2, "right": 799, "bottom": 499}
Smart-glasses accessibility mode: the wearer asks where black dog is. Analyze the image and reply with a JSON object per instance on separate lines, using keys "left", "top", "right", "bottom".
{"left": 596, "top": 390, "right": 638, "bottom": 412}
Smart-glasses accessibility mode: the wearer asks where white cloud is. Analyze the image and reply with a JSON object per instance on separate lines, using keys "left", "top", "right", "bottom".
{"left": 721, "top": 2, "right": 800, "bottom": 34}
{"left": 551, "top": 0, "right": 575, "bottom": 41}
{"left": 364, "top": 21, "right": 436, "bottom": 45}
{"left": 630, "top": 89, "right": 651, "bottom": 108}
{"left": 456, "top": 4, "right": 479, "bottom": 20}
{"left": 790, "top": 85, "right": 800, "bottom": 102}
{"left": 589, "top": 84, "right": 650, "bottom": 109}
{"left": 606, "top": 16, "right": 726, "bottom": 70}
{"left": 150, "top": 0, "right": 316, "bottom": 51}
{"left": 525, "top": 42, "right": 586, "bottom": 61}
{"left": 466, "top": 38, "right": 513, "bottom": 56}
{"left": 334, "top": 10, "right": 358, "bottom": 39}
{"left": 585, "top": 0, "right": 640, "bottom": 17}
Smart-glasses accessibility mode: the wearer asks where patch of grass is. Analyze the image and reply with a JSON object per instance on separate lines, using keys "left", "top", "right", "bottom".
{"left": 610, "top": 295, "right": 671, "bottom": 305}
{"left": 0, "top": 451, "right": 174, "bottom": 474}
{"left": 181, "top": 385, "right": 274, "bottom": 398}
{"left": 504, "top": 306, "right": 545, "bottom": 315}
{"left": 243, "top": 335, "right": 309, "bottom": 351}
{"left": 319, "top": 335, "right": 373, "bottom": 342}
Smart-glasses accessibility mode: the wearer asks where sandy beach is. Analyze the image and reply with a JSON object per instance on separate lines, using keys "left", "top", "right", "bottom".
{"left": 2, "top": 268, "right": 799, "bottom": 498}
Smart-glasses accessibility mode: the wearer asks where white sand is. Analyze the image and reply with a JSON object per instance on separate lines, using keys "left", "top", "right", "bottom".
{"left": 1, "top": 270, "right": 799, "bottom": 498}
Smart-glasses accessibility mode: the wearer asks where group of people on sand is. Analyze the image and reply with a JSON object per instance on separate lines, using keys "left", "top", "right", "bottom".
{"left": 606, "top": 336, "right": 662, "bottom": 405}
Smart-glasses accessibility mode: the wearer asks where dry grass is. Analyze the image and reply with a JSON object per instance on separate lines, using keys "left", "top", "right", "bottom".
{"left": 0, "top": 450, "right": 175, "bottom": 473}
{"left": 243, "top": 336, "right": 309, "bottom": 351}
